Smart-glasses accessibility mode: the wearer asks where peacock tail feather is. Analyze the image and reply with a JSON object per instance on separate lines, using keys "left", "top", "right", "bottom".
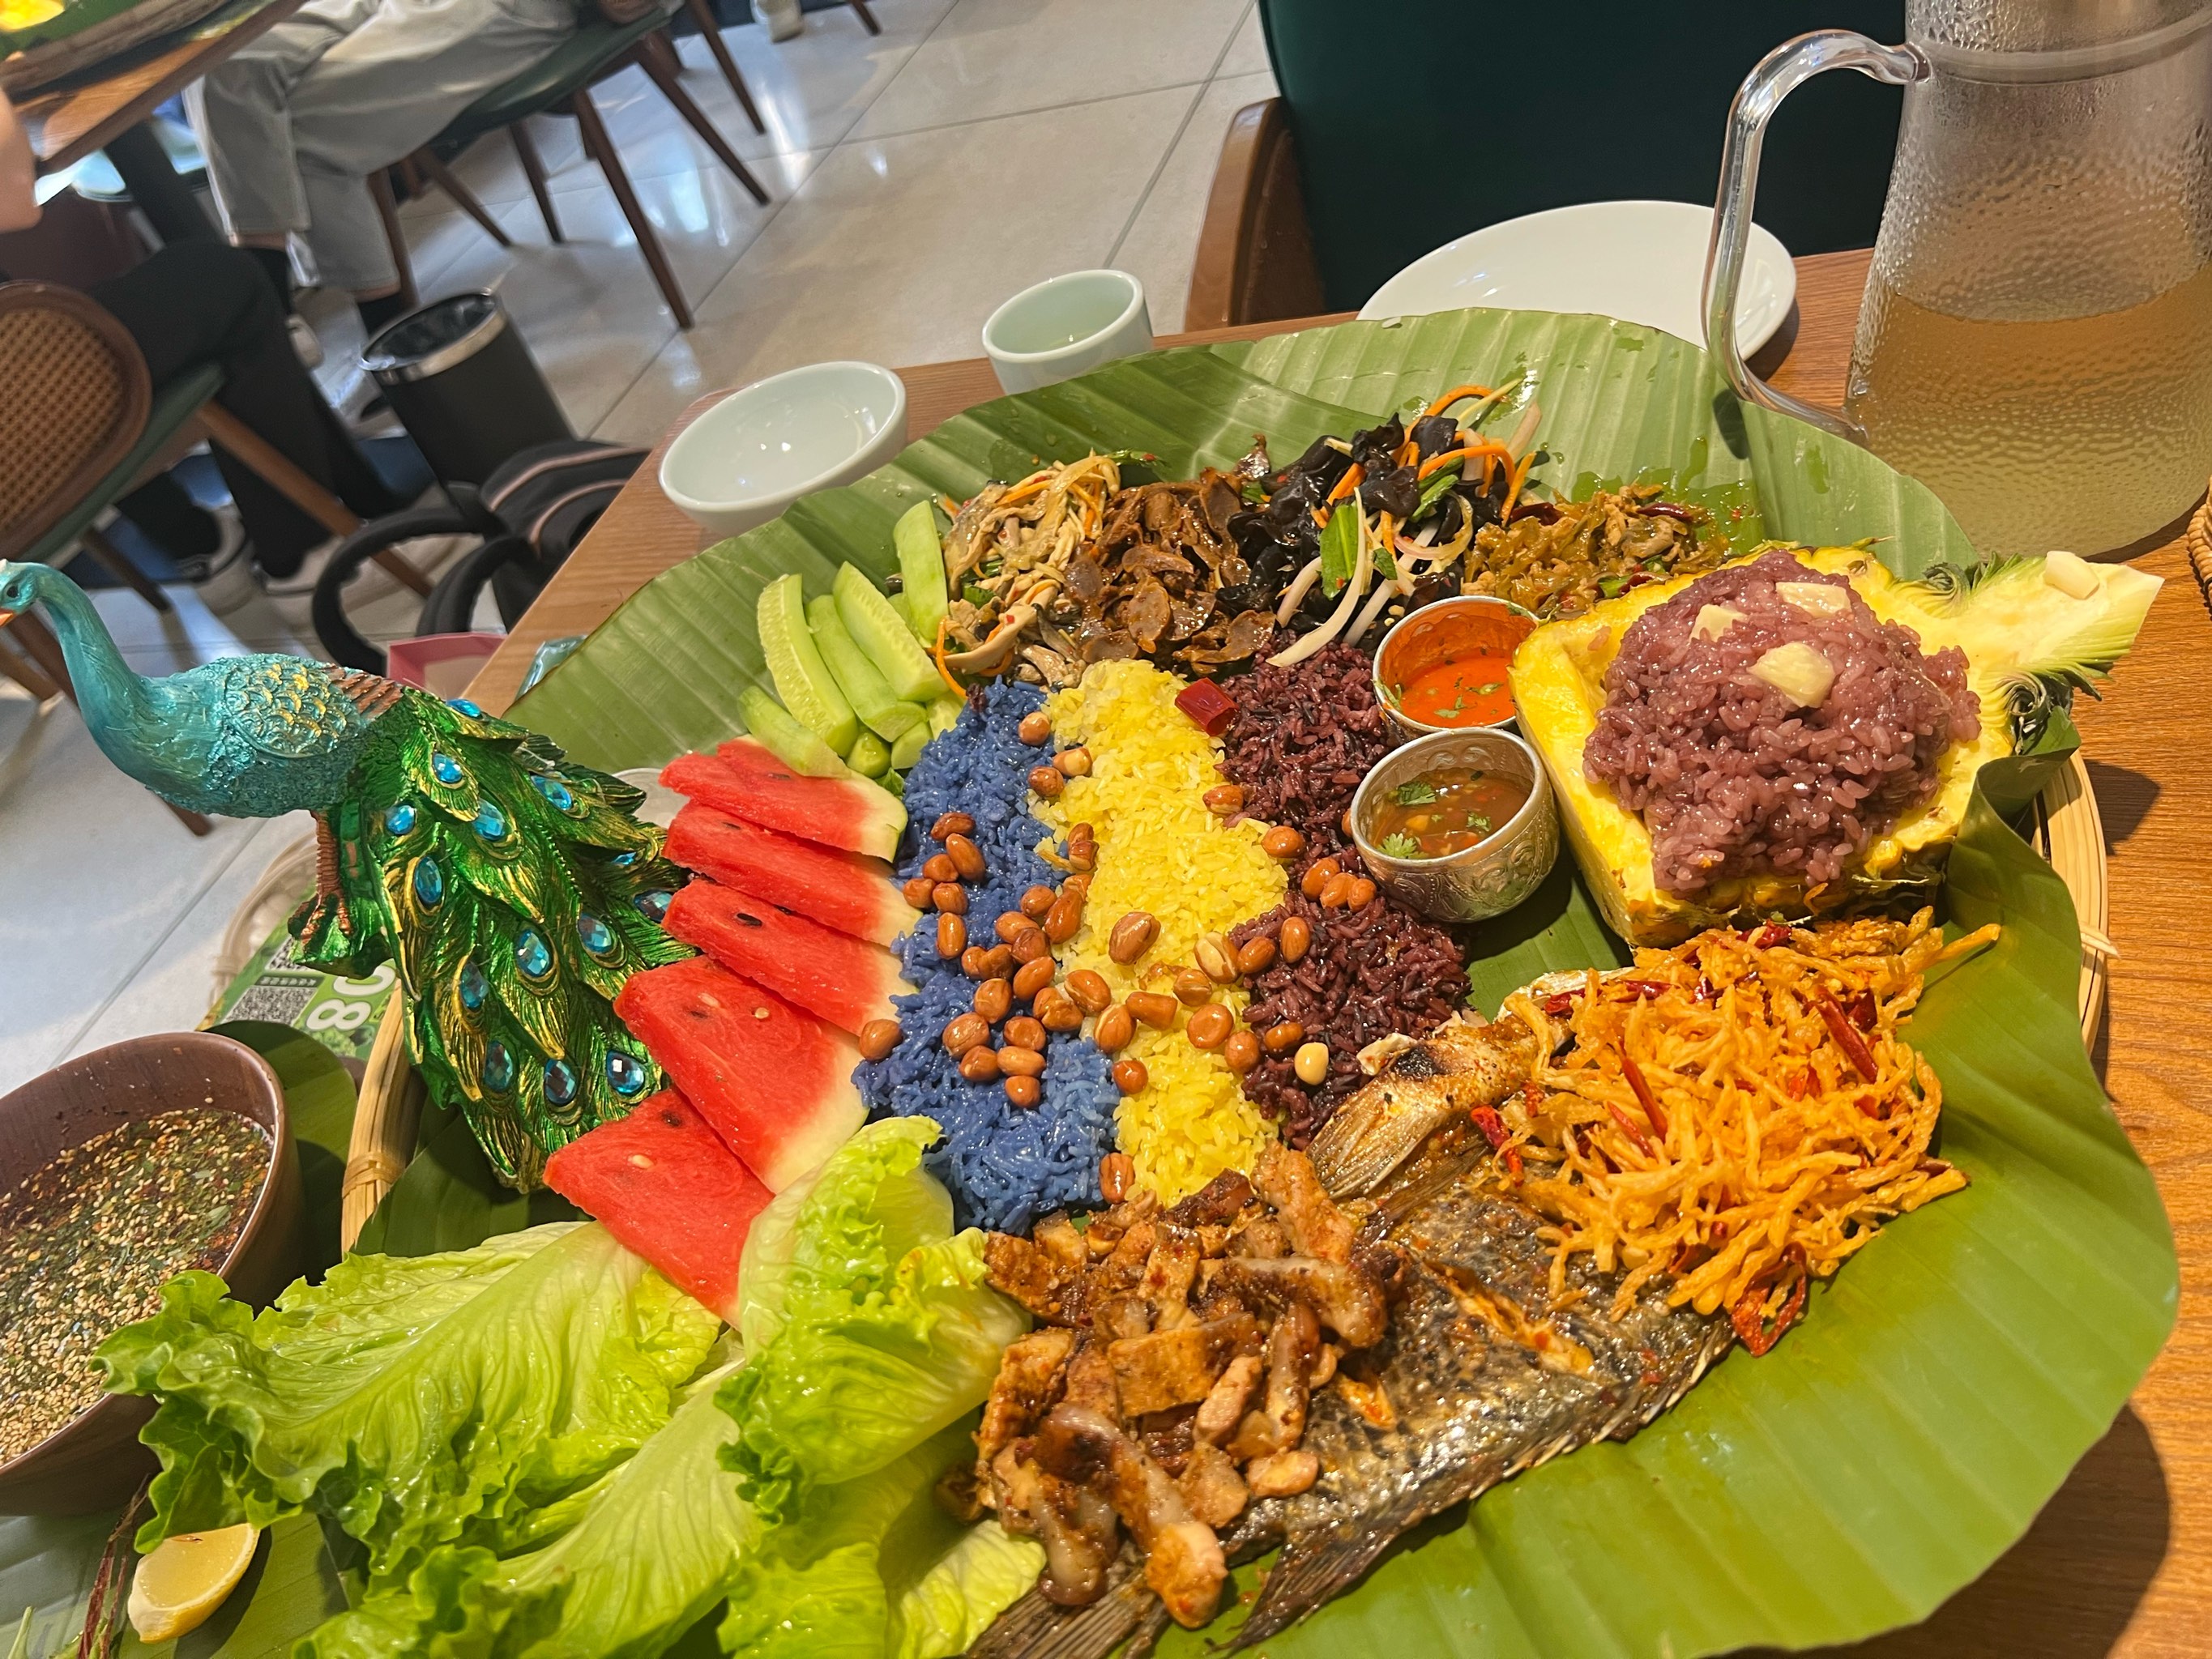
{"left": 293, "top": 691, "right": 693, "bottom": 1189}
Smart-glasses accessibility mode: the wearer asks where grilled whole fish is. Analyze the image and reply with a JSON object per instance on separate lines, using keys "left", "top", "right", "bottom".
{"left": 974, "top": 1154, "right": 1730, "bottom": 1655}
{"left": 1221, "top": 1164, "right": 1732, "bottom": 1648}
{"left": 1307, "top": 1013, "right": 1539, "bottom": 1197}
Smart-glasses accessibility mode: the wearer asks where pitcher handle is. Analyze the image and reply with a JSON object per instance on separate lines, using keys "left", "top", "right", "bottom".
{"left": 1704, "top": 30, "right": 1928, "bottom": 441}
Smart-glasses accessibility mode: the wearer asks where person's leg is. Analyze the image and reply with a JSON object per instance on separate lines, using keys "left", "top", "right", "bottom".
{"left": 276, "top": 0, "right": 578, "bottom": 313}
{"left": 186, "top": 0, "right": 379, "bottom": 309}
{"left": 88, "top": 243, "right": 404, "bottom": 578}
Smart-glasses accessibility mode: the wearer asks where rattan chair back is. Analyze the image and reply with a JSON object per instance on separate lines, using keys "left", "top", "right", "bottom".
{"left": 0, "top": 280, "right": 153, "bottom": 564}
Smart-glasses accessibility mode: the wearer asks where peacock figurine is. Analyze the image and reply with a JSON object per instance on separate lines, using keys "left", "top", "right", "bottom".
{"left": 0, "top": 561, "right": 694, "bottom": 1189}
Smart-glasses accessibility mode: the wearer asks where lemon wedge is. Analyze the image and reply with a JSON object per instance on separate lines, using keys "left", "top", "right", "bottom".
{"left": 126, "top": 1525, "right": 260, "bottom": 1644}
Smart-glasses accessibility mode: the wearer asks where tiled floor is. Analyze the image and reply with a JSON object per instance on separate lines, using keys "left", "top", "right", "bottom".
{"left": 0, "top": 0, "right": 1274, "bottom": 1096}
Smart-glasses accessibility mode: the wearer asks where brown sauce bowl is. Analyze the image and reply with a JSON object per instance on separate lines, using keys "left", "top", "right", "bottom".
{"left": 0, "top": 1033, "right": 303, "bottom": 1516}
{"left": 1372, "top": 595, "right": 1539, "bottom": 739}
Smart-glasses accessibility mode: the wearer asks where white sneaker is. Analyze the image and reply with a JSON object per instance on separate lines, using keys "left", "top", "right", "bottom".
{"left": 174, "top": 506, "right": 261, "bottom": 614}
{"left": 759, "top": 0, "right": 802, "bottom": 40}
{"left": 287, "top": 314, "right": 326, "bottom": 371}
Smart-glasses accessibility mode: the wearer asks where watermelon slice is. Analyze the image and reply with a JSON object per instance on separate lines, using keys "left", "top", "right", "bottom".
{"left": 662, "top": 736, "right": 906, "bottom": 861}
{"left": 614, "top": 955, "right": 865, "bottom": 1189}
{"left": 543, "top": 1090, "right": 772, "bottom": 1320}
{"left": 664, "top": 879, "right": 912, "bottom": 1038}
{"left": 666, "top": 801, "right": 916, "bottom": 947}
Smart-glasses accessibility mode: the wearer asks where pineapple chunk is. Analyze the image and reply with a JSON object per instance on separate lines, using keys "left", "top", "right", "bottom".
{"left": 1776, "top": 580, "right": 1850, "bottom": 616}
{"left": 1692, "top": 604, "right": 1743, "bottom": 640}
{"left": 1750, "top": 642, "right": 1835, "bottom": 707}
{"left": 2042, "top": 549, "right": 2101, "bottom": 600}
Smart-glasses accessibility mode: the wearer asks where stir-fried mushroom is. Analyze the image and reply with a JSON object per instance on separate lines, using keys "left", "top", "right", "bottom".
{"left": 976, "top": 1149, "right": 1393, "bottom": 1629}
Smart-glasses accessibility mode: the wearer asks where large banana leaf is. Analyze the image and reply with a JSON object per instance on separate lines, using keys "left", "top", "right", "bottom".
{"left": 491, "top": 309, "right": 2175, "bottom": 1654}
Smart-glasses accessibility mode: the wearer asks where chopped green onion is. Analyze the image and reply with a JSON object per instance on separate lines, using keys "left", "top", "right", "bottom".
{"left": 1415, "top": 464, "right": 1461, "bottom": 516}
{"left": 963, "top": 583, "right": 993, "bottom": 606}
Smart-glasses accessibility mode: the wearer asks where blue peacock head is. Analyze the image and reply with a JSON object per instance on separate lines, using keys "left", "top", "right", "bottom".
{"left": 0, "top": 561, "right": 60, "bottom": 626}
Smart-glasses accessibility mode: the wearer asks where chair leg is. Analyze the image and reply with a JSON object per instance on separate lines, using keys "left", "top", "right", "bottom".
{"left": 192, "top": 405, "right": 433, "bottom": 598}
{"left": 411, "top": 148, "right": 512, "bottom": 247}
{"left": 847, "top": 0, "right": 881, "bottom": 35}
{"left": 76, "top": 523, "right": 173, "bottom": 614}
{"left": 635, "top": 44, "right": 770, "bottom": 205}
{"left": 569, "top": 87, "right": 694, "bottom": 329}
{"left": 0, "top": 631, "right": 62, "bottom": 702}
{"left": 368, "top": 168, "right": 421, "bottom": 312}
{"left": 681, "top": 0, "right": 765, "bottom": 132}
{"left": 510, "top": 121, "right": 563, "bottom": 242}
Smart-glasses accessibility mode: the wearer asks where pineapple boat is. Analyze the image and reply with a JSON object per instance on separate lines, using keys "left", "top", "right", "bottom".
{"left": 1512, "top": 544, "right": 2160, "bottom": 945}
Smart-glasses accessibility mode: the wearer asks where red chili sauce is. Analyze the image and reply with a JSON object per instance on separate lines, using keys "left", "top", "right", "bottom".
{"left": 1394, "top": 653, "right": 1517, "bottom": 727}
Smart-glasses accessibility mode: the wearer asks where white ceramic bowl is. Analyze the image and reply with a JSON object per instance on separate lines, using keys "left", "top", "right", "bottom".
{"left": 659, "top": 360, "right": 907, "bottom": 539}
{"left": 1359, "top": 199, "right": 1796, "bottom": 356}
{"left": 981, "top": 270, "right": 1153, "bottom": 394}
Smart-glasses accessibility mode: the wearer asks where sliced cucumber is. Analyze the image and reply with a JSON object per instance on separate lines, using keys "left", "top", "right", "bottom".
{"left": 834, "top": 562, "right": 943, "bottom": 704}
{"left": 894, "top": 501, "right": 950, "bottom": 644}
{"left": 879, "top": 768, "right": 905, "bottom": 800}
{"left": 737, "top": 684, "right": 848, "bottom": 778}
{"left": 758, "top": 574, "right": 856, "bottom": 754}
{"left": 890, "top": 717, "right": 930, "bottom": 771}
{"left": 808, "top": 592, "right": 924, "bottom": 742}
{"left": 846, "top": 727, "right": 892, "bottom": 778}
{"left": 928, "top": 694, "right": 966, "bottom": 736}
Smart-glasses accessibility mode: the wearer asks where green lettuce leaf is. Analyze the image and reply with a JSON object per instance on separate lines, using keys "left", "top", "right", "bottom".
{"left": 95, "top": 1222, "right": 720, "bottom": 1586}
{"left": 301, "top": 1362, "right": 758, "bottom": 1659}
{"left": 717, "top": 1424, "right": 1041, "bottom": 1659}
{"left": 716, "top": 1121, "right": 1027, "bottom": 1524}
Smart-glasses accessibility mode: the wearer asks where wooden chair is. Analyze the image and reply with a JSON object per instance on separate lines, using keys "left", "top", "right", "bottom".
{"left": 1196, "top": 0, "right": 1907, "bottom": 322}
{"left": 382, "top": 9, "right": 769, "bottom": 330}
{"left": 1187, "top": 98, "right": 1325, "bottom": 332}
{"left": 0, "top": 282, "right": 429, "bottom": 833}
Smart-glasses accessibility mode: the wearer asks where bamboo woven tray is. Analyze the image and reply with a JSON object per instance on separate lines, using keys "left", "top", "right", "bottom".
{"left": 339, "top": 752, "right": 2117, "bottom": 1251}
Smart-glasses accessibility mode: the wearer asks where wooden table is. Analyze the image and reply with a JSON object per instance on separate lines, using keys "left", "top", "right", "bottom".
{"left": 14, "top": 0, "right": 301, "bottom": 241}
{"left": 466, "top": 249, "right": 2212, "bottom": 1657}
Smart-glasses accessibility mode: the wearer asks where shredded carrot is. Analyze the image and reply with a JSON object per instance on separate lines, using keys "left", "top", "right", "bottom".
{"left": 1422, "top": 383, "right": 1495, "bottom": 418}
{"left": 931, "top": 616, "right": 964, "bottom": 697}
{"left": 1501, "top": 450, "right": 1536, "bottom": 516}
{"left": 994, "top": 471, "right": 1054, "bottom": 511}
{"left": 1326, "top": 462, "right": 1364, "bottom": 505}
{"left": 1394, "top": 439, "right": 1419, "bottom": 469}
{"left": 1416, "top": 441, "right": 1515, "bottom": 481}
{"left": 938, "top": 493, "right": 961, "bottom": 518}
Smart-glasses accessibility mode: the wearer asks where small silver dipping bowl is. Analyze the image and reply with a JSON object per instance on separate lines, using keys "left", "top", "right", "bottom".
{"left": 1350, "top": 726, "right": 1558, "bottom": 923}
{"left": 1371, "top": 594, "right": 1539, "bottom": 740}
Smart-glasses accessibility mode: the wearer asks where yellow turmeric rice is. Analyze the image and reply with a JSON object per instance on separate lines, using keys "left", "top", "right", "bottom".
{"left": 1037, "top": 661, "right": 1285, "bottom": 1202}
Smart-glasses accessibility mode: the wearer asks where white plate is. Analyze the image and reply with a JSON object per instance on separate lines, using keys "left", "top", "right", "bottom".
{"left": 1358, "top": 199, "right": 1796, "bottom": 356}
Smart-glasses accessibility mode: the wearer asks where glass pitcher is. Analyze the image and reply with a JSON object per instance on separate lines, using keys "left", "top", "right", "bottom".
{"left": 1705, "top": 2, "right": 2212, "bottom": 558}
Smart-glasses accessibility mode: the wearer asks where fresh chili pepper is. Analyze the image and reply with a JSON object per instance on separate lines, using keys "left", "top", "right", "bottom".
{"left": 1604, "top": 1102, "right": 1655, "bottom": 1158}
{"left": 1621, "top": 1056, "right": 1668, "bottom": 1137}
{"left": 1815, "top": 988, "right": 1880, "bottom": 1081}
{"left": 1468, "top": 1106, "right": 1510, "bottom": 1152}
{"left": 1732, "top": 1273, "right": 1809, "bottom": 1356}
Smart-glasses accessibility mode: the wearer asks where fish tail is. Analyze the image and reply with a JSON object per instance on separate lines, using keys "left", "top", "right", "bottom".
{"left": 1225, "top": 1467, "right": 1481, "bottom": 1651}
{"left": 965, "top": 1549, "right": 1158, "bottom": 1659}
